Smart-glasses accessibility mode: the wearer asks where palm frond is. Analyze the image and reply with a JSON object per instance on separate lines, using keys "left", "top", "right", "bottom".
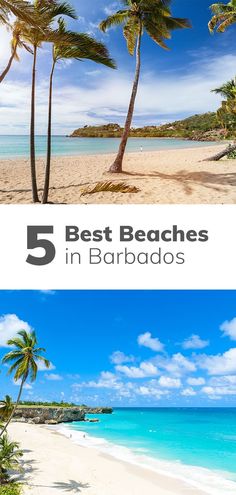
{"left": 100, "top": 10, "right": 130, "bottom": 32}
{"left": 81, "top": 181, "right": 140, "bottom": 196}
{"left": 123, "top": 18, "right": 140, "bottom": 55}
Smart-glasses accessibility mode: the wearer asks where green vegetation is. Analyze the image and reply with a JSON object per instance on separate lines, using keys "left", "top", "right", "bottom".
{"left": 18, "top": 401, "right": 76, "bottom": 407}
{"left": 0, "top": 483, "right": 21, "bottom": 495}
{"left": 207, "top": 2, "right": 236, "bottom": 160}
{"left": 212, "top": 79, "right": 236, "bottom": 135}
{"left": 0, "top": 435, "right": 23, "bottom": 485}
{"left": 100, "top": 0, "right": 191, "bottom": 173}
{"left": 71, "top": 112, "right": 235, "bottom": 140}
{"left": 208, "top": 0, "right": 236, "bottom": 33}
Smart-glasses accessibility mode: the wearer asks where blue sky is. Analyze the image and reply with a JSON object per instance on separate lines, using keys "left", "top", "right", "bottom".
{"left": 0, "top": 0, "right": 235, "bottom": 134}
{"left": 1, "top": 290, "right": 236, "bottom": 407}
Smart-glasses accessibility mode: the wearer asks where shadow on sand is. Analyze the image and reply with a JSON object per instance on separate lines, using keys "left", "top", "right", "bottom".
{"left": 1, "top": 170, "right": 236, "bottom": 199}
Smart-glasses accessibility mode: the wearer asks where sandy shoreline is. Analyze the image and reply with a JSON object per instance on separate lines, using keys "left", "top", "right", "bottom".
{"left": 1, "top": 145, "right": 236, "bottom": 204}
{"left": 8, "top": 422, "right": 209, "bottom": 495}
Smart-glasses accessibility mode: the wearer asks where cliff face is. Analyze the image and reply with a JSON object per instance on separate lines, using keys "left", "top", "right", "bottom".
{"left": 13, "top": 406, "right": 86, "bottom": 425}
{"left": 13, "top": 406, "right": 113, "bottom": 425}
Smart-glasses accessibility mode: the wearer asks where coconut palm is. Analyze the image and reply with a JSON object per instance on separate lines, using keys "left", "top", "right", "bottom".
{"left": 0, "top": 396, "right": 14, "bottom": 422}
{"left": 0, "top": 329, "right": 50, "bottom": 437}
{"left": 207, "top": 2, "right": 236, "bottom": 160}
{"left": 100, "top": 0, "right": 191, "bottom": 173}
{"left": 208, "top": 0, "right": 236, "bottom": 33}
{"left": 0, "top": 20, "right": 32, "bottom": 83}
{"left": 0, "top": 434, "right": 23, "bottom": 484}
{"left": 212, "top": 78, "right": 236, "bottom": 99}
{"left": 41, "top": 19, "right": 116, "bottom": 203}
{"left": 0, "top": 0, "right": 37, "bottom": 26}
{"left": 18, "top": 0, "right": 77, "bottom": 203}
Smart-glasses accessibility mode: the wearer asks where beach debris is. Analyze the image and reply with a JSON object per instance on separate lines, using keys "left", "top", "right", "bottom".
{"left": 80, "top": 181, "right": 140, "bottom": 196}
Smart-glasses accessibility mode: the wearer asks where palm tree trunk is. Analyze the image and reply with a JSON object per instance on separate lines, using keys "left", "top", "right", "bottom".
{"left": 109, "top": 23, "right": 142, "bottom": 173}
{"left": 0, "top": 376, "right": 26, "bottom": 438}
{"left": 42, "top": 60, "right": 56, "bottom": 204}
{"left": 30, "top": 45, "right": 39, "bottom": 203}
{"left": 204, "top": 141, "right": 236, "bottom": 161}
{"left": 0, "top": 44, "right": 18, "bottom": 83}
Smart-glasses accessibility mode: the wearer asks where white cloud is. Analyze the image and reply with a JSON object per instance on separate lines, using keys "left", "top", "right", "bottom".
{"left": 187, "top": 377, "right": 205, "bottom": 386}
{"left": 37, "top": 360, "right": 55, "bottom": 371}
{"left": 181, "top": 334, "right": 209, "bottom": 350}
{"left": 197, "top": 348, "right": 236, "bottom": 375}
{"left": 136, "top": 380, "right": 169, "bottom": 399}
{"left": 75, "top": 371, "right": 122, "bottom": 390}
{"left": 0, "top": 26, "right": 12, "bottom": 69}
{"left": 220, "top": 318, "right": 236, "bottom": 341}
{"left": 154, "top": 353, "right": 196, "bottom": 376}
{"left": 13, "top": 379, "right": 32, "bottom": 390}
{"left": 181, "top": 387, "right": 196, "bottom": 397}
{"left": 116, "top": 361, "right": 159, "bottom": 378}
{"left": 45, "top": 373, "right": 62, "bottom": 381}
{"left": 2, "top": 51, "right": 235, "bottom": 134}
{"left": 0, "top": 314, "right": 31, "bottom": 347}
{"left": 159, "top": 376, "right": 182, "bottom": 388}
{"left": 110, "top": 350, "right": 134, "bottom": 365}
{"left": 137, "top": 332, "right": 164, "bottom": 352}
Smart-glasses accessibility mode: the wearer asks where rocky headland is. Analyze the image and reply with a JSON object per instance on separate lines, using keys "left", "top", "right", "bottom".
{"left": 13, "top": 406, "right": 112, "bottom": 425}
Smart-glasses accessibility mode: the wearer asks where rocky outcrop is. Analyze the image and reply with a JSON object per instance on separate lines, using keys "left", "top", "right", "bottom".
{"left": 13, "top": 405, "right": 113, "bottom": 425}
{"left": 84, "top": 407, "right": 113, "bottom": 414}
{"left": 13, "top": 406, "right": 85, "bottom": 425}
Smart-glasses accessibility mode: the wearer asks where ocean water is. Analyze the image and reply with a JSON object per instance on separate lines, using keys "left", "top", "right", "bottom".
{"left": 58, "top": 408, "right": 236, "bottom": 495}
{"left": 0, "top": 135, "right": 218, "bottom": 159}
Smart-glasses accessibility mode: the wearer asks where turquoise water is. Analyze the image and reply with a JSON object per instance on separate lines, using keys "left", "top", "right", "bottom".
{"left": 68, "top": 408, "right": 236, "bottom": 478}
{"left": 0, "top": 135, "right": 217, "bottom": 159}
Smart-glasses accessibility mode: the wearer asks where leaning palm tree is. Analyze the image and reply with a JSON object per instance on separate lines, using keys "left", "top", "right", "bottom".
{"left": 208, "top": 0, "right": 236, "bottom": 33}
{"left": 100, "top": 0, "right": 191, "bottom": 173}
{"left": 0, "top": 396, "right": 14, "bottom": 422}
{"left": 42, "top": 19, "right": 116, "bottom": 203}
{"left": 0, "top": 20, "right": 32, "bottom": 83}
{"left": 18, "top": 0, "right": 77, "bottom": 203}
{"left": 0, "top": 329, "right": 50, "bottom": 437}
{"left": 0, "top": 434, "right": 23, "bottom": 484}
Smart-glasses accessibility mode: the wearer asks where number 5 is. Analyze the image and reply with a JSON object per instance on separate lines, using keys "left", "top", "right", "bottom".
{"left": 26, "top": 226, "right": 56, "bottom": 266}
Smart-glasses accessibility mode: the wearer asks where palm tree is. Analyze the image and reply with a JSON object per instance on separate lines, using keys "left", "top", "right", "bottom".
{"left": 42, "top": 19, "right": 116, "bottom": 203}
{"left": 0, "top": 434, "right": 23, "bottom": 484}
{"left": 0, "top": 20, "right": 32, "bottom": 83}
{"left": 0, "top": 329, "right": 50, "bottom": 437}
{"left": 208, "top": 0, "right": 236, "bottom": 33}
{"left": 206, "top": 2, "right": 236, "bottom": 160}
{"left": 212, "top": 78, "right": 236, "bottom": 99}
{"left": 0, "top": 396, "right": 14, "bottom": 422}
{"left": 0, "top": 0, "right": 38, "bottom": 26}
{"left": 100, "top": 0, "right": 191, "bottom": 173}
{"left": 19, "top": 0, "right": 77, "bottom": 203}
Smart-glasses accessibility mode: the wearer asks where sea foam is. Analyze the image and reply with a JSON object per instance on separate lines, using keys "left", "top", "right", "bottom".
{"left": 52, "top": 424, "right": 236, "bottom": 495}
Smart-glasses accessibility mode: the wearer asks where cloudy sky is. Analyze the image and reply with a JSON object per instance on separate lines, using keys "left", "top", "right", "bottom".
{"left": 0, "top": 0, "right": 235, "bottom": 134}
{"left": 0, "top": 290, "right": 236, "bottom": 407}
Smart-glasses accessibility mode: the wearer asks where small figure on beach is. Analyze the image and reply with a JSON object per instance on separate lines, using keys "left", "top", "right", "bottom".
{"left": 140, "top": 145, "right": 143, "bottom": 152}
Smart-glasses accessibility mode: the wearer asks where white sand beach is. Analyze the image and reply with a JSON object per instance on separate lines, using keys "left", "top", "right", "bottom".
{"left": 0, "top": 145, "right": 236, "bottom": 204}
{"left": 8, "top": 422, "right": 210, "bottom": 495}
